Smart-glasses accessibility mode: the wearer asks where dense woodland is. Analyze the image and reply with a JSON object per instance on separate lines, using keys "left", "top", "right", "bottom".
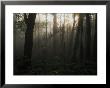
{"left": 14, "top": 13, "right": 97, "bottom": 75}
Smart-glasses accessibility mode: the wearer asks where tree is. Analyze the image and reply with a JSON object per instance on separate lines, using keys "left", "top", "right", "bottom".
{"left": 86, "top": 13, "right": 91, "bottom": 60}
{"left": 68, "top": 13, "right": 76, "bottom": 60}
{"left": 78, "top": 14, "right": 84, "bottom": 66}
{"left": 45, "top": 13, "right": 48, "bottom": 45}
{"left": 93, "top": 14, "right": 97, "bottom": 60}
{"left": 21, "top": 13, "right": 36, "bottom": 74}
{"left": 53, "top": 13, "right": 57, "bottom": 56}
{"left": 37, "top": 14, "right": 40, "bottom": 49}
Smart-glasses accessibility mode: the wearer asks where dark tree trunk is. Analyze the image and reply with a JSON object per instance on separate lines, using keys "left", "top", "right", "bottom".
{"left": 53, "top": 13, "right": 57, "bottom": 56}
{"left": 86, "top": 13, "right": 91, "bottom": 60}
{"left": 60, "top": 14, "right": 65, "bottom": 58}
{"left": 46, "top": 13, "right": 48, "bottom": 45}
{"left": 21, "top": 13, "right": 36, "bottom": 74}
{"left": 93, "top": 14, "right": 97, "bottom": 60}
{"left": 37, "top": 14, "right": 40, "bottom": 55}
{"left": 79, "top": 14, "right": 84, "bottom": 66}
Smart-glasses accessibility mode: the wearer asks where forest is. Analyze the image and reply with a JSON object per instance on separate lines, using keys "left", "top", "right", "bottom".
{"left": 14, "top": 13, "right": 97, "bottom": 75}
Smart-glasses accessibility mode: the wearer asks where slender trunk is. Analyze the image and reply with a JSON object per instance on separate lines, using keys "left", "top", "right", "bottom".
{"left": 53, "top": 13, "right": 57, "bottom": 56}
{"left": 62, "top": 14, "right": 65, "bottom": 56}
{"left": 93, "top": 14, "right": 97, "bottom": 60}
{"left": 60, "top": 14, "right": 62, "bottom": 54}
{"left": 68, "top": 14, "right": 75, "bottom": 60}
{"left": 79, "top": 14, "right": 84, "bottom": 66}
{"left": 38, "top": 14, "right": 40, "bottom": 49}
{"left": 60, "top": 14, "right": 62, "bottom": 44}
{"left": 46, "top": 13, "right": 48, "bottom": 47}
{"left": 86, "top": 13, "right": 91, "bottom": 60}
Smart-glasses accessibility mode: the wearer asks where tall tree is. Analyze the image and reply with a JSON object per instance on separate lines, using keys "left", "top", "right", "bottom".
{"left": 53, "top": 13, "right": 57, "bottom": 56}
{"left": 93, "top": 14, "right": 97, "bottom": 60}
{"left": 86, "top": 13, "right": 91, "bottom": 60}
{"left": 78, "top": 14, "right": 84, "bottom": 66}
{"left": 63, "top": 14, "right": 66, "bottom": 70}
{"left": 45, "top": 13, "right": 48, "bottom": 47}
{"left": 68, "top": 13, "right": 75, "bottom": 59}
{"left": 22, "top": 13, "right": 36, "bottom": 74}
{"left": 61, "top": 14, "right": 65, "bottom": 56}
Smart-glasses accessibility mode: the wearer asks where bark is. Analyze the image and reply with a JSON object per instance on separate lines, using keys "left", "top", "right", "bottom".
{"left": 46, "top": 13, "right": 48, "bottom": 45}
{"left": 21, "top": 13, "right": 36, "bottom": 74}
{"left": 61, "top": 14, "right": 65, "bottom": 56}
{"left": 79, "top": 14, "right": 84, "bottom": 66}
{"left": 93, "top": 14, "right": 97, "bottom": 60}
{"left": 53, "top": 13, "right": 57, "bottom": 55}
{"left": 86, "top": 13, "right": 91, "bottom": 60}
{"left": 38, "top": 14, "right": 40, "bottom": 49}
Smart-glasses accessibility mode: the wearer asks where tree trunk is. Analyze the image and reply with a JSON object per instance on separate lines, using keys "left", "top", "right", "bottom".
{"left": 86, "top": 13, "right": 91, "bottom": 60}
{"left": 46, "top": 13, "right": 48, "bottom": 46}
{"left": 68, "top": 13, "right": 75, "bottom": 60}
{"left": 38, "top": 14, "right": 40, "bottom": 51}
{"left": 93, "top": 14, "right": 97, "bottom": 60}
{"left": 53, "top": 13, "right": 57, "bottom": 56}
{"left": 78, "top": 14, "right": 84, "bottom": 66}
{"left": 61, "top": 14, "right": 65, "bottom": 56}
{"left": 21, "top": 13, "right": 36, "bottom": 74}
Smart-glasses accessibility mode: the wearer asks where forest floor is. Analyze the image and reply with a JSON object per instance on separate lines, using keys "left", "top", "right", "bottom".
{"left": 14, "top": 55, "right": 97, "bottom": 75}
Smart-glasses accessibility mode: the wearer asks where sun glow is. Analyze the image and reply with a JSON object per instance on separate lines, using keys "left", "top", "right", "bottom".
{"left": 34, "top": 13, "right": 79, "bottom": 33}
{"left": 75, "top": 15, "right": 79, "bottom": 21}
